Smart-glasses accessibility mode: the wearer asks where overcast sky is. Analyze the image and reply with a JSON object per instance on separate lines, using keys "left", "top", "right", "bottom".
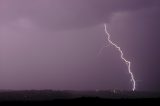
{"left": 0, "top": 0, "right": 160, "bottom": 91}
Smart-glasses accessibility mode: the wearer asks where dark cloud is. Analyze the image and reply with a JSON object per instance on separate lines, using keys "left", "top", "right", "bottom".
{"left": 0, "top": 0, "right": 158, "bottom": 30}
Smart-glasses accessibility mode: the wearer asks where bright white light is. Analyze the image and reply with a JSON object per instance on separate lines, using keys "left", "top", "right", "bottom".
{"left": 102, "top": 23, "right": 136, "bottom": 91}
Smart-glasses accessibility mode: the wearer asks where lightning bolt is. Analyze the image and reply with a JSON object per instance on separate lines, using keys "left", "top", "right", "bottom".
{"left": 100, "top": 23, "right": 136, "bottom": 91}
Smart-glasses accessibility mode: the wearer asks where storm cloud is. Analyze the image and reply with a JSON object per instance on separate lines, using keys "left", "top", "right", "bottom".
{"left": 0, "top": 0, "right": 158, "bottom": 30}
{"left": 0, "top": 0, "right": 160, "bottom": 91}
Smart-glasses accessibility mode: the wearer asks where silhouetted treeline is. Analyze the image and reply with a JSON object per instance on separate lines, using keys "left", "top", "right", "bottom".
{"left": 0, "top": 90, "right": 159, "bottom": 101}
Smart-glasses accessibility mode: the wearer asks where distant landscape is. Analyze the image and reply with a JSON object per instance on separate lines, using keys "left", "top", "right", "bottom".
{"left": 0, "top": 90, "right": 160, "bottom": 102}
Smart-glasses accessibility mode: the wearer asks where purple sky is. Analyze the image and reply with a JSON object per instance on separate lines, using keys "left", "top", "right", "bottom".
{"left": 0, "top": 0, "right": 160, "bottom": 91}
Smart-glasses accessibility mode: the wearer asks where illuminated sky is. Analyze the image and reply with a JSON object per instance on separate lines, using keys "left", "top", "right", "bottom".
{"left": 0, "top": 0, "right": 160, "bottom": 91}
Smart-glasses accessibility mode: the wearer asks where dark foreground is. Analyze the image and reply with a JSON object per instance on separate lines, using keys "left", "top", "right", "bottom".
{"left": 0, "top": 90, "right": 160, "bottom": 105}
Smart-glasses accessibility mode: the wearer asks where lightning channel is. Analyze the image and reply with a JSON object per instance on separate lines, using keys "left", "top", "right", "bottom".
{"left": 101, "top": 23, "right": 136, "bottom": 91}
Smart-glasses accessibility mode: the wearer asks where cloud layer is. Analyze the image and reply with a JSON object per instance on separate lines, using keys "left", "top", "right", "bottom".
{"left": 0, "top": 0, "right": 158, "bottom": 30}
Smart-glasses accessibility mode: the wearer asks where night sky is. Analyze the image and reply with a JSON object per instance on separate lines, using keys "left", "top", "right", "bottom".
{"left": 0, "top": 0, "right": 160, "bottom": 91}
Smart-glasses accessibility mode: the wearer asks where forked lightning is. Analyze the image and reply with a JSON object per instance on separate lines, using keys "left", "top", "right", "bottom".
{"left": 101, "top": 23, "right": 136, "bottom": 91}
